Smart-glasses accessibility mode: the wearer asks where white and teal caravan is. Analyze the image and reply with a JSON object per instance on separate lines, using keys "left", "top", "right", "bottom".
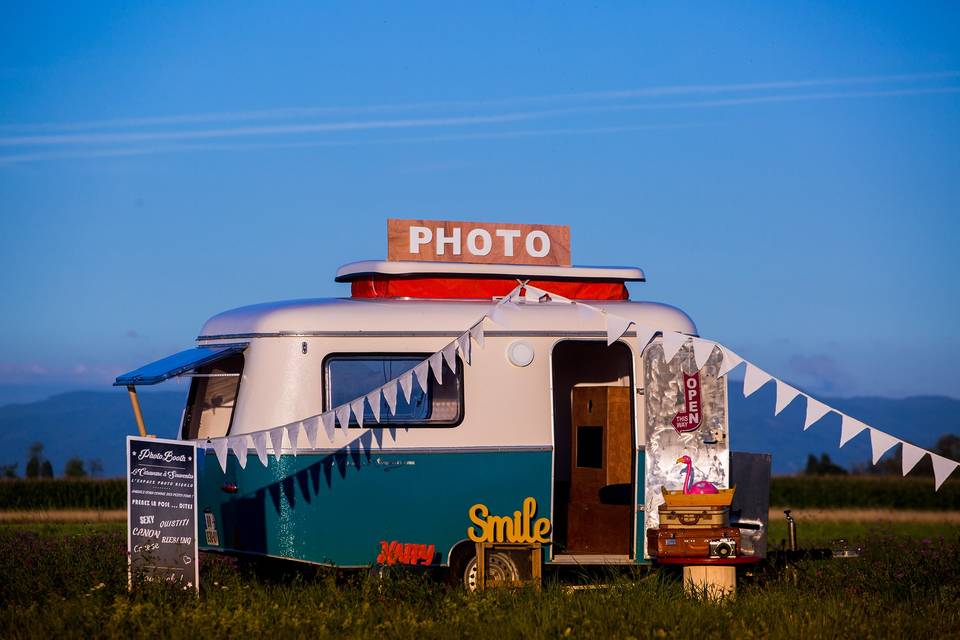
{"left": 116, "top": 259, "right": 736, "bottom": 585}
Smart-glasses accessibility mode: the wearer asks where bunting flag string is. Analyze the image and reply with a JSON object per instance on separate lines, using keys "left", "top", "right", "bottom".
{"left": 198, "top": 281, "right": 958, "bottom": 491}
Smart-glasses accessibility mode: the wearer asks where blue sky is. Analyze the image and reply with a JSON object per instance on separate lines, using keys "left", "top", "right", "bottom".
{"left": 1, "top": 2, "right": 958, "bottom": 399}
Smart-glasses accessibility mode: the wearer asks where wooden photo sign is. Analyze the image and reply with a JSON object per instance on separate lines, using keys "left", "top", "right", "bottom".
{"left": 388, "top": 218, "right": 571, "bottom": 266}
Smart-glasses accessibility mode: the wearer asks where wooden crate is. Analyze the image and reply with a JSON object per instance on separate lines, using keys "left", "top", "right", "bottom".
{"left": 476, "top": 542, "right": 542, "bottom": 590}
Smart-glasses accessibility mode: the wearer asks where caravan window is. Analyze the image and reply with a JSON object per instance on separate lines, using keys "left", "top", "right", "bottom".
{"left": 181, "top": 353, "right": 244, "bottom": 440}
{"left": 324, "top": 354, "right": 463, "bottom": 426}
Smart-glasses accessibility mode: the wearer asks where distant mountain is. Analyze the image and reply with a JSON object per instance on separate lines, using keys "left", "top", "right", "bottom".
{"left": 0, "top": 385, "right": 955, "bottom": 477}
{"left": 727, "top": 380, "right": 959, "bottom": 473}
{"left": 0, "top": 389, "right": 186, "bottom": 478}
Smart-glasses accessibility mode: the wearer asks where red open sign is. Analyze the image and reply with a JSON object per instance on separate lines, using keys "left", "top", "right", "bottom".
{"left": 672, "top": 372, "right": 703, "bottom": 434}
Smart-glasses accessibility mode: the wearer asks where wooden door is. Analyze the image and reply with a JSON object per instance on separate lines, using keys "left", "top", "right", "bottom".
{"left": 565, "top": 386, "right": 633, "bottom": 554}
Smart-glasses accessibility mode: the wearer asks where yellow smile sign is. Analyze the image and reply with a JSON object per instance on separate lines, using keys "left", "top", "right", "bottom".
{"left": 467, "top": 497, "right": 551, "bottom": 544}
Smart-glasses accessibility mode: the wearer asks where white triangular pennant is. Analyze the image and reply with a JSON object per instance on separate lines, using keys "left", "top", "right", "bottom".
{"left": 399, "top": 370, "right": 414, "bottom": 402}
{"left": 336, "top": 405, "right": 351, "bottom": 432}
{"left": 321, "top": 411, "right": 336, "bottom": 443}
{"left": 634, "top": 324, "right": 657, "bottom": 355}
{"left": 366, "top": 390, "right": 382, "bottom": 423}
{"left": 839, "top": 415, "right": 868, "bottom": 447}
{"left": 457, "top": 332, "right": 472, "bottom": 365}
{"left": 742, "top": 363, "right": 772, "bottom": 397}
{"left": 229, "top": 436, "right": 248, "bottom": 469}
{"left": 428, "top": 352, "right": 444, "bottom": 384}
{"left": 604, "top": 312, "right": 633, "bottom": 346}
{"left": 350, "top": 397, "right": 366, "bottom": 429}
{"left": 268, "top": 426, "right": 286, "bottom": 461}
{"left": 717, "top": 347, "right": 744, "bottom": 378}
{"left": 251, "top": 432, "right": 268, "bottom": 467}
{"left": 774, "top": 380, "right": 801, "bottom": 415}
{"left": 803, "top": 396, "right": 832, "bottom": 430}
{"left": 302, "top": 416, "right": 321, "bottom": 449}
{"left": 286, "top": 422, "right": 301, "bottom": 456}
{"left": 489, "top": 304, "right": 508, "bottom": 326}
{"left": 692, "top": 338, "right": 716, "bottom": 371}
{"left": 931, "top": 453, "right": 959, "bottom": 491}
{"left": 661, "top": 332, "right": 689, "bottom": 363}
{"left": 211, "top": 438, "right": 229, "bottom": 473}
{"left": 382, "top": 381, "right": 398, "bottom": 415}
{"left": 412, "top": 361, "right": 430, "bottom": 394}
{"left": 442, "top": 342, "right": 458, "bottom": 374}
{"left": 901, "top": 443, "right": 926, "bottom": 476}
{"left": 869, "top": 429, "right": 900, "bottom": 464}
{"left": 470, "top": 322, "right": 485, "bottom": 348}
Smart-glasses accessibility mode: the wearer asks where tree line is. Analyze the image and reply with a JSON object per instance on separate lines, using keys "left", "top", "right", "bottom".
{"left": 804, "top": 433, "right": 959, "bottom": 476}
{"left": 0, "top": 442, "right": 103, "bottom": 479}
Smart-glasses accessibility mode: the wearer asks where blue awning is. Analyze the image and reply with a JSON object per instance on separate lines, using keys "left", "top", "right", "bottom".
{"left": 114, "top": 344, "right": 247, "bottom": 386}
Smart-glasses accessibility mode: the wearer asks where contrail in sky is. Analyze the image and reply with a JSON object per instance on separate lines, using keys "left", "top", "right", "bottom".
{"left": 1, "top": 85, "right": 957, "bottom": 148}
{"left": 0, "top": 71, "right": 956, "bottom": 133}
{"left": 0, "top": 122, "right": 708, "bottom": 164}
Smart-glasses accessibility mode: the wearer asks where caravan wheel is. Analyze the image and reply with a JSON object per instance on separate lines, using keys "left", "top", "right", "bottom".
{"left": 463, "top": 553, "right": 519, "bottom": 592}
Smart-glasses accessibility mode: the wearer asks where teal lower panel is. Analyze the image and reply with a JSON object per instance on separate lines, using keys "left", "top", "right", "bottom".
{"left": 635, "top": 450, "right": 650, "bottom": 564}
{"left": 197, "top": 448, "right": 552, "bottom": 567}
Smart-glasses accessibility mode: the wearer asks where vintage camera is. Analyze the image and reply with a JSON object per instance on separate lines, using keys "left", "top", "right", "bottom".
{"left": 708, "top": 537, "right": 737, "bottom": 559}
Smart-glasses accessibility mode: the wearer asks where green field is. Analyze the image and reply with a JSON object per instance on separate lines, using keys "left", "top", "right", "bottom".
{"left": 0, "top": 521, "right": 957, "bottom": 639}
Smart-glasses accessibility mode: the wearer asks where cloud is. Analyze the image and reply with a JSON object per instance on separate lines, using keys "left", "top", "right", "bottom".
{"left": 787, "top": 354, "right": 856, "bottom": 395}
{"left": 0, "top": 361, "right": 118, "bottom": 385}
{"left": 125, "top": 330, "right": 141, "bottom": 339}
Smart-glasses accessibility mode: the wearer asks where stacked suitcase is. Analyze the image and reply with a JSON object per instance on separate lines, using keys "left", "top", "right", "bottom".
{"left": 647, "top": 504, "right": 741, "bottom": 559}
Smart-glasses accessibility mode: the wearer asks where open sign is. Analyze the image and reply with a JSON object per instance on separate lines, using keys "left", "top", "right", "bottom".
{"left": 672, "top": 372, "right": 703, "bottom": 434}
{"left": 388, "top": 218, "right": 571, "bottom": 266}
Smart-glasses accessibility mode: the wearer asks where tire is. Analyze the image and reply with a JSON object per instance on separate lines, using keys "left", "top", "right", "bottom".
{"left": 462, "top": 552, "right": 520, "bottom": 592}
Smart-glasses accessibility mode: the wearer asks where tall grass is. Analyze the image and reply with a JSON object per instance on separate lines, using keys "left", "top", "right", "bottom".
{"left": 2, "top": 476, "right": 958, "bottom": 511}
{"left": 0, "top": 523, "right": 957, "bottom": 639}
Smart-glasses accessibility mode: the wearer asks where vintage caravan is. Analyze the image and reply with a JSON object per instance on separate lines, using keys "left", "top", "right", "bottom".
{"left": 117, "top": 220, "right": 755, "bottom": 587}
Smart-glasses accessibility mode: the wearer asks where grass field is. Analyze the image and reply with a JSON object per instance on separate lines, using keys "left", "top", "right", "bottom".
{"left": 0, "top": 520, "right": 957, "bottom": 639}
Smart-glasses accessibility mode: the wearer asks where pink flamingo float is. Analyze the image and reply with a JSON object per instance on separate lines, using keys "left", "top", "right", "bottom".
{"left": 660, "top": 455, "right": 736, "bottom": 506}
{"left": 675, "top": 455, "right": 719, "bottom": 494}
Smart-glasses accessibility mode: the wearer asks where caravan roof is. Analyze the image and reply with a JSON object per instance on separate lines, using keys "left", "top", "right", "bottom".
{"left": 335, "top": 260, "right": 646, "bottom": 282}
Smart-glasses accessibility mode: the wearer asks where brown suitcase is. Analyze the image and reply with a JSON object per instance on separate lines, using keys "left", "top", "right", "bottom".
{"left": 658, "top": 505, "right": 729, "bottom": 529}
{"left": 650, "top": 527, "right": 740, "bottom": 559}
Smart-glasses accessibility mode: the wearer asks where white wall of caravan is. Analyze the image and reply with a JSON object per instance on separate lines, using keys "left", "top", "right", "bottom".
{"left": 229, "top": 334, "right": 575, "bottom": 450}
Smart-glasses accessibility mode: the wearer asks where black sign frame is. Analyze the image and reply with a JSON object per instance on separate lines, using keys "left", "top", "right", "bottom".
{"left": 127, "top": 436, "right": 199, "bottom": 592}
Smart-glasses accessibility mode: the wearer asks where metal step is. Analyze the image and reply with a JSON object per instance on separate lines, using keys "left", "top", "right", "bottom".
{"left": 550, "top": 554, "right": 635, "bottom": 565}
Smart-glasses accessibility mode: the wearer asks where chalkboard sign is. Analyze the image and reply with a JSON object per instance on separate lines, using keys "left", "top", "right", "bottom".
{"left": 127, "top": 436, "right": 199, "bottom": 591}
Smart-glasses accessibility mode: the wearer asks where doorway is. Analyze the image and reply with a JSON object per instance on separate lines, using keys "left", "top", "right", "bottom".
{"left": 551, "top": 341, "right": 635, "bottom": 556}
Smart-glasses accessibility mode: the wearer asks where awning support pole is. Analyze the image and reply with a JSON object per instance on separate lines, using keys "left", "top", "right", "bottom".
{"left": 126, "top": 385, "right": 149, "bottom": 437}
